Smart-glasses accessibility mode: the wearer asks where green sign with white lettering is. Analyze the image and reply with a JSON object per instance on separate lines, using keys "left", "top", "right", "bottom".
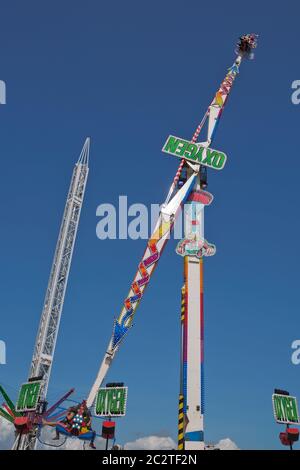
{"left": 95, "top": 387, "right": 128, "bottom": 417}
{"left": 272, "top": 394, "right": 300, "bottom": 425}
{"left": 16, "top": 380, "right": 42, "bottom": 412}
{"left": 162, "top": 135, "right": 227, "bottom": 170}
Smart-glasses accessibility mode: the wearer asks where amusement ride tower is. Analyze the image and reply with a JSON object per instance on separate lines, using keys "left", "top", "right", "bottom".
{"left": 13, "top": 138, "right": 90, "bottom": 450}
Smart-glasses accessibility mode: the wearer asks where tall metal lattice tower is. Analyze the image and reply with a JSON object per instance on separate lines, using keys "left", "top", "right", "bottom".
{"left": 15, "top": 138, "right": 90, "bottom": 450}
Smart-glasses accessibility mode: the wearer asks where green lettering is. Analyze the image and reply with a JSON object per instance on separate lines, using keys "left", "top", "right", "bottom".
{"left": 283, "top": 397, "right": 290, "bottom": 421}
{"left": 163, "top": 135, "right": 227, "bottom": 171}
{"left": 27, "top": 383, "right": 40, "bottom": 408}
{"left": 96, "top": 389, "right": 106, "bottom": 415}
{"left": 202, "top": 148, "right": 214, "bottom": 166}
{"left": 290, "top": 398, "right": 299, "bottom": 422}
{"left": 114, "top": 389, "right": 122, "bottom": 414}
{"left": 120, "top": 388, "right": 126, "bottom": 413}
{"left": 107, "top": 389, "right": 114, "bottom": 414}
{"left": 164, "top": 136, "right": 179, "bottom": 154}
{"left": 175, "top": 140, "right": 189, "bottom": 157}
{"left": 96, "top": 387, "right": 128, "bottom": 416}
{"left": 184, "top": 143, "right": 197, "bottom": 160}
{"left": 16, "top": 382, "right": 41, "bottom": 411}
{"left": 195, "top": 146, "right": 204, "bottom": 163}
{"left": 274, "top": 396, "right": 285, "bottom": 421}
{"left": 212, "top": 152, "right": 226, "bottom": 169}
{"left": 286, "top": 397, "right": 298, "bottom": 422}
{"left": 117, "top": 388, "right": 126, "bottom": 414}
{"left": 17, "top": 386, "right": 26, "bottom": 410}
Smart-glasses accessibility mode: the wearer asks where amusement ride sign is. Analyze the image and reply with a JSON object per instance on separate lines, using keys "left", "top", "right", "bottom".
{"left": 95, "top": 386, "right": 128, "bottom": 417}
{"left": 162, "top": 135, "right": 227, "bottom": 170}
{"left": 16, "top": 380, "right": 42, "bottom": 412}
{"left": 272, "top": 393, "right": 300, "bottom": 425}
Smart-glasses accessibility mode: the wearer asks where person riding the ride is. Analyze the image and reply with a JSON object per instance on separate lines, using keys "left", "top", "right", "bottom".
{"left": 44, "top": 400, "right": 96, "bottom": 449}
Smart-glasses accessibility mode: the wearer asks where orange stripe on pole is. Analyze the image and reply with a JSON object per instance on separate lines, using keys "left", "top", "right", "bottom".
{"left": 184, "top": 255, "right": 188, "bottom": 279}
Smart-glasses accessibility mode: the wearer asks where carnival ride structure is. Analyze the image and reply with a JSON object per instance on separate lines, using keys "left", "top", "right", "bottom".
{"left": 87, "top": 34, "right": 258, "bottom": 450}
{"left": 0, "top": 34, "right": 258, "bottom": 450}
{"left": 1, "top": 139, "right": 91, "bottom": 449}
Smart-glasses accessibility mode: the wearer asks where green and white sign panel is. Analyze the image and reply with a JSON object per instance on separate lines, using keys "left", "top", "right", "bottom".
{"left": 162, "top": 135, "right": 227, "bottom": 170}
{"left": 16, "top": 380, "right": 42, "bottom": 412}
{"left": 272, "top": 394, "right": 300, "bottom": 425}
{"left": 95, "top": 387, "right": 128, "bottom": 417}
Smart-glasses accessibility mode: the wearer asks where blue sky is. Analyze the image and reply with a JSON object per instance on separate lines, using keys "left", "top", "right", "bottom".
{"left": 1, "top": 0, "right": 300, "bottom": 450}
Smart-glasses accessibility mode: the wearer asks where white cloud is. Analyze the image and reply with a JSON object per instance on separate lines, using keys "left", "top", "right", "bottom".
{"left": 124, "top": 435, "right": 238, "bottom": 451}
{"left": 0, "top": 422, "right": 238, "bottom": 452}
{"left": 216, "top": 438, "right": 239, "bottom": 450}
{"left": 0, "top": 416, "right": 14, "bottom": 449}
{"left": 124, "top": 435, "right": 176, "bottom": 450}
